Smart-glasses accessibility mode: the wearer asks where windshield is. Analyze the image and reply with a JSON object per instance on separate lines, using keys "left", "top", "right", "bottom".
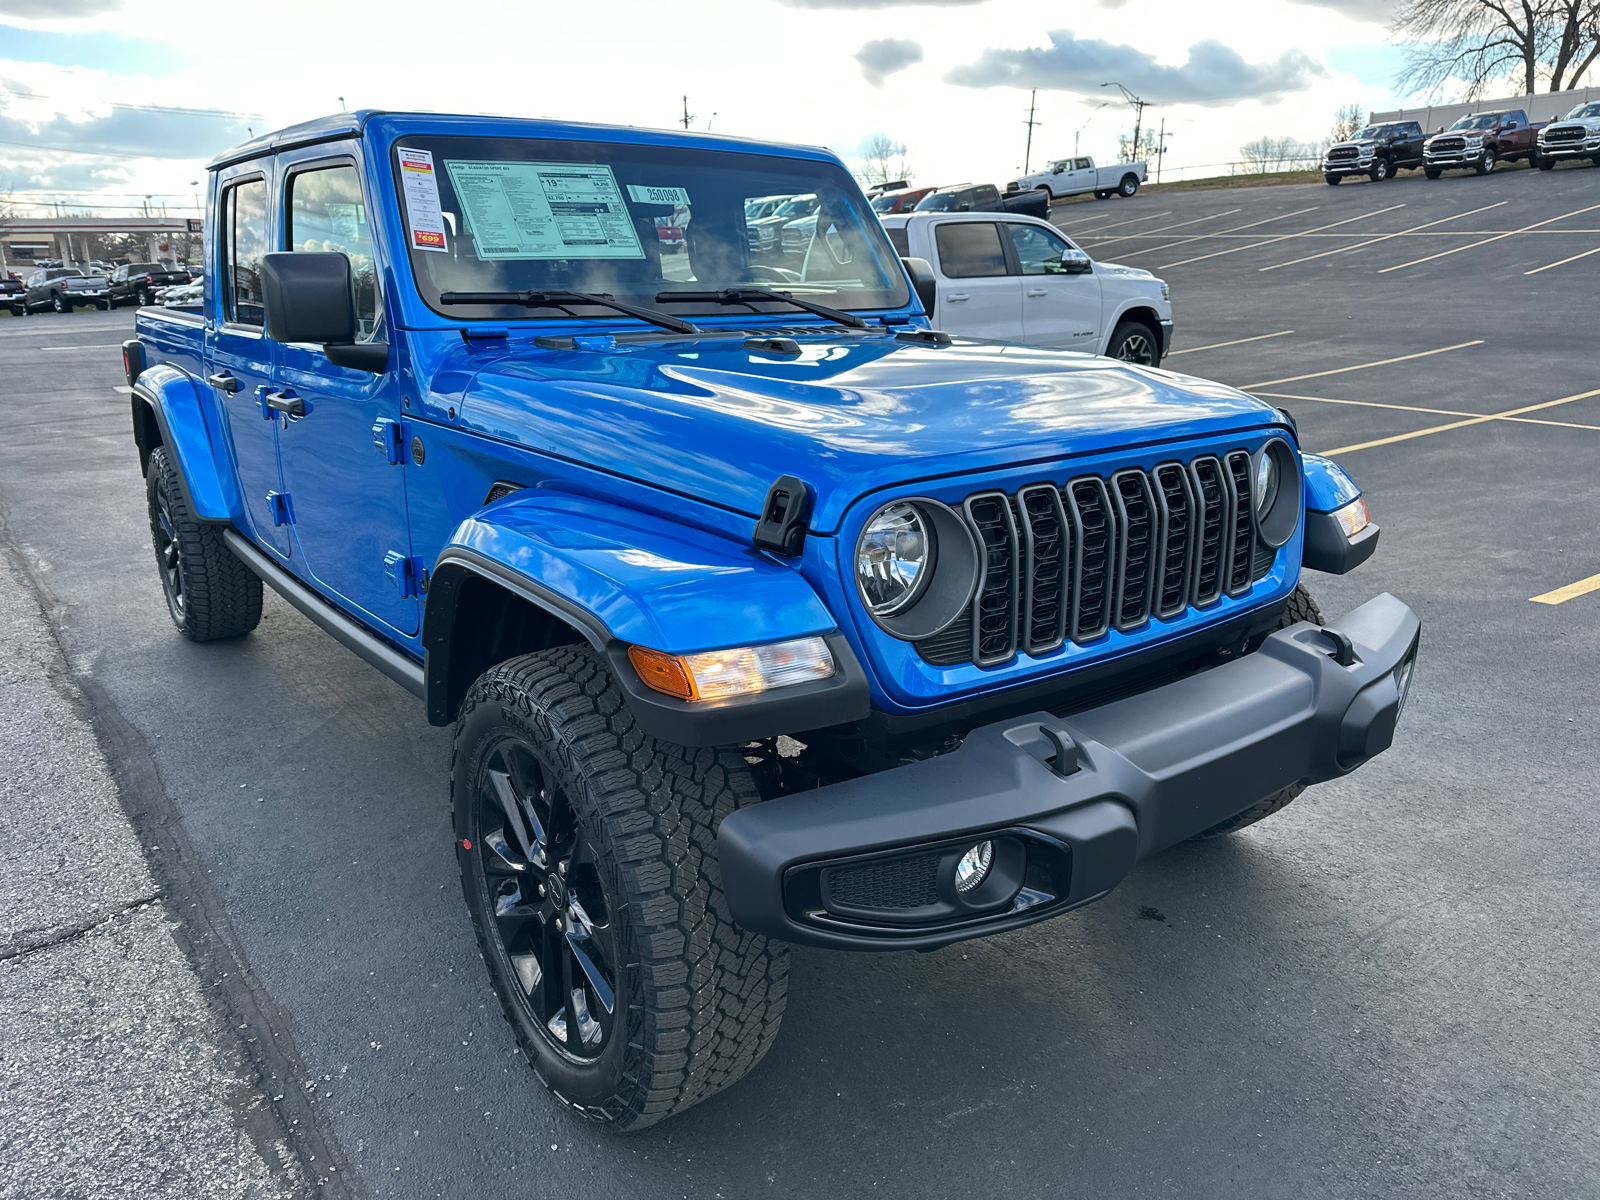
{"left": 1352, "top": 126, "right": 1392, "bottom": 140}
{"left": 870, "top": 194, "right": 898, "bottom": 213}
{"left": 1449, "top": 114, "right": 1501, "bottom": 131}
{"left": 394, "top": 137, "right": 907, "bottom": 321}
{"left": 913, "top": 192, "right": 958, "bottom": 212}
{"left": 1567, "top": 102, "right": 1600, "bottom": 119}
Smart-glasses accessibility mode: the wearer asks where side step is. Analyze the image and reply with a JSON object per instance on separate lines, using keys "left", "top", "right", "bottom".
{"left": 222, "top": 529, "right": 426, "bottom": 700}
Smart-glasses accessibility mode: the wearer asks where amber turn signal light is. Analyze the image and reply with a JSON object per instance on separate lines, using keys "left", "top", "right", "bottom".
{"left": 627, "top": 637, "right": 835, "bottom": 703}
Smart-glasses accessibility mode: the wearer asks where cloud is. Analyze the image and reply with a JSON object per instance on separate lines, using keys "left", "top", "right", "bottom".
{"left": 0, "top": 0, "right": 122, "bottom": 16}
{"left": 1290, "top": 0, "right": 1394, "bottom": 21}
{"left": 0, "top": 26, "right": 172, "bottom": 73}
{"left": 0, "top": 104, "right": 251, "bottom": 160}
{"left": 945, "top": 31, "right": 1326, "bottom": 106}
{"left": 854, "top": 37, "right": 922, "bottom": 87}
{"left": 778, "top": 0, "right": 986, "bottom": 8}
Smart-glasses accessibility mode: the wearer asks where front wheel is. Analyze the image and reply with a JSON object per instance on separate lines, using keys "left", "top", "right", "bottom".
{"left": 1424, "top": 166, "right": 1442, "bottom": 179}
{"left": 145, "top": 445, "right": 262, "bottom": 640}
{"left": 1477, "top": 147, "right": 1497, "bottom": 175}
{"left": 1537, "top": 156, "right": 1554, "bottom": 170}
{"left": 1106, "top": 320, "right": 1160, "bottom": 367}
{"left": 1369, "top": 157, "right": 1391, "bottom": 182}
{"left": 1117, "top": 174, "right": 1139, "bottom": 197}
{"left": 1324, "top": 173, "right": 1341, "bottom": 185}
{"left": 452, "top": 647, "right": 789, "bottom": 1130}
{"left": 1191, "top": 584, "right": 1326, "bottom": 838}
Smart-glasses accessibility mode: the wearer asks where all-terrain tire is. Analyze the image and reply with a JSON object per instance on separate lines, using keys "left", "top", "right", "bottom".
{"left": 144, "top": 445, "right": 262, "bottom": 641}
{"left": 451, "top": 646, "right": 789, "bottom": 1131}
{"left": 1189, "top": 583, "right": 1325, "bottom": 839}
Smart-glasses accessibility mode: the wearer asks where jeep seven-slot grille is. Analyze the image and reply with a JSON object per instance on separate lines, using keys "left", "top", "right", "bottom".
{"left": 915, "top": 451, "right": 1266, "bottom": 667}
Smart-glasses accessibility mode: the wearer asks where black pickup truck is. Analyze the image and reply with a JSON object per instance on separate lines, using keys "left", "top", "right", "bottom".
{"left": 913, "top": 182, "right": 1050, "bottom": 220}
{"left": 109, "top": 261, "right": 193, "bottom": 308}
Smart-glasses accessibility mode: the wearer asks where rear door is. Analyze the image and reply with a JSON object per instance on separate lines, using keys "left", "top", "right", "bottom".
{"left": 271, "top": 148, "right": 418, "bottom": 637}
{"left": 932, "top": 220, "right": 1021, "bottom": 340}
{"left": 1005, "top": 221, "right": 1101, "bottom": 349}
{"left": 207, "top": 165, "right": 290, "bottom": 558}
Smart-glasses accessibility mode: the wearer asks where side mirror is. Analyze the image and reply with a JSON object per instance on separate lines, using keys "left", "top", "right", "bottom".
{"left": 901, "top": 256, "right": 938, "bottom": 314}
{"left": 260, "top": 252, "right": 387, "bottom": 373}
{"left": 955, "top": 202, "right": 971, "bottom": 212}
{"left": 1052, "top": 165, "right": 1064, "bottom": 174}
{"left": 1060, "top": 248, "right": 1093, "bottom": 275}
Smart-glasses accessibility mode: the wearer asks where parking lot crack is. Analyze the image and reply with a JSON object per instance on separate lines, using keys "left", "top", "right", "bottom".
{"left": 0, "top": 894, "right": 164, "bottom": 964}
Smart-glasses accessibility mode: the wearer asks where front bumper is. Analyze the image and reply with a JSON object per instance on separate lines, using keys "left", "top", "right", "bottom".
{"left": 1425, "top": 150, "right": 1484, "bottom": 168}
{"left": 719, "top": 592, "right": 1419, "bottom": 951}
{"left": 1323, "top": 157, "right": 1375, "bottom": 175}
{"left": 1539, "top": 141, "right": 1599, "bottom": 159}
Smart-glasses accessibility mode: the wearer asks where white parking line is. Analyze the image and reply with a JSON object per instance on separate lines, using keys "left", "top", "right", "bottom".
{"left": 1166, "top": 330, "right": 1294, "bottom": 357}
{"left": 1160, "top": 205, "right": 1406, "bottom": 269}
{"left": 1378, "top": 203, "right": 1600, "bottom": 272}
{"left": 1242, "top": 340, "right": 1483, "bottom": 389}
{"left": 1083, "top": 209, "right": 1243, "bottom": 248}
{"left": 1257, "top": 390, "right": 1600, "bottom": 433}
{"left": 1320, "top": 388, "right": 1600, "bottom": 455}
{"left": 1524, "top": 245, "right": 1600, "bottom": 275}
{"left": 1055, "top": 210, "right": 1174, "bottom": 234}
{"left": 1257, "top": 202, "right": 1508, "bottom": 272}
{"left": 1122, "top": 206, "right": 1323, "bottom": 258}
{"left": 37, "top": 344, "right": 128, "bottom": 351}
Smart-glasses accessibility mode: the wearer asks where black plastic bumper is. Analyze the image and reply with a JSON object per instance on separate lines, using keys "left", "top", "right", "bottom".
{"left": 718, "top": 593, "right": 1420, "bottom": 951}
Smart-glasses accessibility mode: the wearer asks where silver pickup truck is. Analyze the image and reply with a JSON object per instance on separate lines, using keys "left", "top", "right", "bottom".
{"left": 1007, "top": 155, "right": 1147, "bottom": 200}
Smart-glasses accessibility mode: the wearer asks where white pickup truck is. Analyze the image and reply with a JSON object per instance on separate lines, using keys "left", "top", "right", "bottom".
{"left": 1007, "top": 156, "right": 1147, "bottom": 201}
{"left": 881, "top": 211, "right": 1172, "bottom": 364}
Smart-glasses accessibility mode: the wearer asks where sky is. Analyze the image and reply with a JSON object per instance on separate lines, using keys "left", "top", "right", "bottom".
{"left": 0, "top": 0, "right": 1416, "bottom": 218}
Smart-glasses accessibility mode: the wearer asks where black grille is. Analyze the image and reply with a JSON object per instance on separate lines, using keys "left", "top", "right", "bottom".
{"left": 828, "top": 855, "right": 940, "bottom": 909}
{"left": 1328, "top": 146, "right": 1359, "bottom": 161}
{"left": 484, "top": 480, "right": 525, "bottom": 504}
{"left": 915, "top": 449, "right": 1268, "bottom": 667}
{"left": 1546, "top": 125, "right": 1584, "bottom": 143}
{"left": 1431, "top": 136, "right": 1466, "bottom": 153}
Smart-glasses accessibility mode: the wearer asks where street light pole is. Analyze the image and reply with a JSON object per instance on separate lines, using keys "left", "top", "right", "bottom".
{"left": 1075, "top": 102, "right": 1110, "bottom": 158}
{"left": 1101, "top": 81, "right": 1151, "bottom": 160}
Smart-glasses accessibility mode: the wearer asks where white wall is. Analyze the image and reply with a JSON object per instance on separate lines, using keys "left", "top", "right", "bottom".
{"left": 1372, "top": 87, "right": 1600, "bottom": 133}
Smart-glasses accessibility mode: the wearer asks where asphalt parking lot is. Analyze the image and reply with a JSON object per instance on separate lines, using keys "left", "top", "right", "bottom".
{"left": 3, "top": 163, "right": 1598, "bottom": 1198}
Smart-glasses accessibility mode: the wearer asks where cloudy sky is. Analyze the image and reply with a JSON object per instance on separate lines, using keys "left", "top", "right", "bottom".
{"left": 0, "top": 0, "right": 1408, "bottom": 218}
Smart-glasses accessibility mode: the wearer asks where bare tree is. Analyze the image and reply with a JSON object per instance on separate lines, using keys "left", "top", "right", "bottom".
{"left": 1330, "top": 103, "right": 1367, "bottom": 142}
{"left": 1237, "top": 135, "right": 1328, "bottom": 173}
{"left": 858, "top": 133, "right": 911, "bottom": 187}
{"left": 1392, "top": 0, "right": 1600, "bottom": 97}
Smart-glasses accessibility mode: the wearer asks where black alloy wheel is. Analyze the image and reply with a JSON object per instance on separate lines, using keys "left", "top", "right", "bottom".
{"left": 1108, "top": 320, "right": 1159, "bottom": 366}
{"left": 467, "top": 737, "right": 619, "bottom": 1064}
{"left": 152, "top": 481, "right": 186, "bottom": 624}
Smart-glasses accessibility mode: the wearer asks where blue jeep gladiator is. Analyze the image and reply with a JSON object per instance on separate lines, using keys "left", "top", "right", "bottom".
{"left": 125, "top": 111, "right": 1418, "bottom": 1130}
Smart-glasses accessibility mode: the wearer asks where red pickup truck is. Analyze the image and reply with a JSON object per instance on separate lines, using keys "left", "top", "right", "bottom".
{"left": 1423, "top": 110, "right": 1545, "bottom": 177}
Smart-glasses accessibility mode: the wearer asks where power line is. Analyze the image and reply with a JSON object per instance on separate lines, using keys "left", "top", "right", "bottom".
{"left": 0, "top": 136, "right": 204, "bottom": 161}
{"left": 0, "top": 86, "right": 260, "bottom": 121}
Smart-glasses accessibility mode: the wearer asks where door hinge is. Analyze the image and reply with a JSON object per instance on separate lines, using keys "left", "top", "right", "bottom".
{"left": 384, "top": 551, "right": 428, "bottom": 598}
{"left": 372, "top": 417, "right": 407, "bottom": 465}
{"left": 267, "top": 491, "right": 294, "bottom": 526}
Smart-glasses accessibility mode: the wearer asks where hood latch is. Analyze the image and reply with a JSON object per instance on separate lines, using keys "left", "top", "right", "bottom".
{"left": 752, "top": 475, "right": 813, "bottom": 558}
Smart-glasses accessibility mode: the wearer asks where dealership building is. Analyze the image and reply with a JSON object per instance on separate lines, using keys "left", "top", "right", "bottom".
{"left": 0, "top": 216, "right": 201, "bottom": 272}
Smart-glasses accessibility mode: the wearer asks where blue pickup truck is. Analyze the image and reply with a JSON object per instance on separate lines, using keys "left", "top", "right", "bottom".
{"left": 125, "top": 110, "right": 1418, "bottom": 1130}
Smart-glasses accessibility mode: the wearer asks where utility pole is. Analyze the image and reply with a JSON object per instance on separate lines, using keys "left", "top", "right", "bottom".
{"left": 681, "top": 96, "right": 694, "bottom": 130}
{"left": 1101, "top": 81, "right": 1151, "bottom": 160}
{"left": 1155, "top": 118, "right": 1168, "bottom": 183}
{"left": 1022, "top": 89, "right": 1042, "bottom": 174}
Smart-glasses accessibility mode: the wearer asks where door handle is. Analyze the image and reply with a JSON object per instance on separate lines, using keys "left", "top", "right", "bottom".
{"left": 946, "top": 293, "right": 970, "bottom": 302}
{"left": 1026, "top": 288, "right": 1050, "bottom": 297}
{"left": 263, "top": 389, "right": 305, "bottom": 418}
{"left": 206, "top": 371, "right": 239, "bottom": 393}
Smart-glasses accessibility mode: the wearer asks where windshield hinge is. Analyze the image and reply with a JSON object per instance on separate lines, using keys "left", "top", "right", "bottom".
{"left": 372, "top": 417, "right": 407, "bottom": 464}
{"left": 385, "top": 552, "right": 428, "bottom": 598}
{"left": 752, "top": 474, "right": 813, "bottom": 558}
{"left": 267, "top": 491, "right": 294, "bottom": 527}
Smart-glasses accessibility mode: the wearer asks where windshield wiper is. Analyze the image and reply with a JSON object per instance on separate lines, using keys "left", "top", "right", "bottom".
{"left": 654, "top": 287, "right": 868, "bottom": 329}
{"left": 438, "top": 289, "right": 699, "bottom": 334}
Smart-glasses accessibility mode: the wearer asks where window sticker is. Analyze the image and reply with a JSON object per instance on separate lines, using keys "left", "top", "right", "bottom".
{"left": 398, "top": 148, "right": 448, "bottom": 252}
{"left": 443, "top": 160, "right": 644, "bottom": 260}
{"left": 626, "top": 184, "right": 691, "bottom": 206}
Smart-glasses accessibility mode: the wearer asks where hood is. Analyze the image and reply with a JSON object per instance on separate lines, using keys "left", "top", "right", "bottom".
{"left": 452, "top": 332, "right": 1280, "bottom": 532}
{"left": 1332, "top": 139, "right": 1378, "bottom": 150}
{"left": 1095, "top": 260, "right": 1160, "bottom": 283}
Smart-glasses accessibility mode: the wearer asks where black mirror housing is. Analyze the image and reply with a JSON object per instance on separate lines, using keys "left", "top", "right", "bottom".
{"left": 261, "top": 252, "right": 357, "bottom": 345}
{"left": 900, "top": 256, "right": 938, "bottom": 315}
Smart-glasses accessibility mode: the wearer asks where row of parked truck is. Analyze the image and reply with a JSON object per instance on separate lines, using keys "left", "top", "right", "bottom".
{"left": 1321, "top": 101, "right": 1600, "bottom": 183}
{"left": 2, "top": 260, "right": 195, "bottom": 315}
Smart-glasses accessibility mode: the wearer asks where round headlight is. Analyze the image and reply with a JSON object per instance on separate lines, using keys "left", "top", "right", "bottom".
{"left": 856, "top": 502, "right": 934, "bottom": 616}
{"left": 1254, "top": 450, "right": 1279, "bottom": 516}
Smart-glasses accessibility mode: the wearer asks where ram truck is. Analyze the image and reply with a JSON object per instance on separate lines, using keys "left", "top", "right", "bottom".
{"left": 0, "top": 274, "right": 22, "bottom": 316}
{"left": 1536, "top": 100, "right": 1600, "bottom": 167}
{"left": 1007, "top": 155, "right": 1147, "bottom": 200}
{"left": 1322, "top": 121, "right": 1426, "bottom": 183}
{"left": 913, "top": 181, "right": 1050, "bottom": 220}
{"left": 125, "top": 110, "right": 1419, "bottom": 1132}
{"left": 1424, "top": 110, "right": 1543, "bottom": 176}
{"left": 880, "top": 211, "right": 1171, "bottom": 362}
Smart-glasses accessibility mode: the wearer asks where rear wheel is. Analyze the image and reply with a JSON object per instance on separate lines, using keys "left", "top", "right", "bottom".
{"left": 1094, "top": 189, "right": 1112, "bottom": 199}
{"left": 138, "top": 286, "right": 153, "bottom": 307}
{"left": 1117, "top": 174, "right": 1139, "bottom": 197}
{"left": 51, "top": 293, "right": 67, "bottom": 313}
{"left": 452, "top": 647, "right": 789, "bottom": 1130}
{"left": 1106, "top": 320, "right": 1160, "bottom": 367}
{"left": 145, "top": 445, "right": 262, "bottom": 641}
{"left": 1191, "top": 584, "right": 1326, "bottom": 839}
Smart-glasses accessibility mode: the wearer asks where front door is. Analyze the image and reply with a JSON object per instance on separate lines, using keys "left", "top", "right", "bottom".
{"left": 1006, "top": 223, "right": 1102, "bottom": 349}
{"left": 272, "top": 154, "right": 418, "bottom": 637}
{"left": 208, "top": 167, "right": 289, "bottom": 559}
{"left": 932, "top": 220, "right": 1021, "bottom": 341}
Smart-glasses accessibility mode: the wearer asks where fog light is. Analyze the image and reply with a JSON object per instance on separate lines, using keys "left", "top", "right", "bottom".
{"left": 954, "top": 841, "right": 994, "bottom": 893}
{"left": 1394, "top": 649, "right": 1417, "bottom": 716}
{"left": 628, "top": 636, "right": 834, "bottom": 702}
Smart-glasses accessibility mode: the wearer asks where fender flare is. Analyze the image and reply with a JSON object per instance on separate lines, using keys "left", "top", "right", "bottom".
{"left": 131, "top": 364, "right": 239, "bottom": 523}
{"left": 420, "top": 489, "right": 869, "bottom": 743}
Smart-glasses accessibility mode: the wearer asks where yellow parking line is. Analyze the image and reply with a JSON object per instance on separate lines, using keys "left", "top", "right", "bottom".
{"left": 1243, "top": 341, "right": 1483, "bottom": 389}
{"left": 1167, "top": 330, "right": 1295, "bottom": 357}
{"left": 1379, "top": 203, "right": 1600, "bottom": 272}
{"left": 1258, "top": 202, "right": 1508, "bottom": 272}
{"left": 1524, "top": 245, "right": 1600, "bottom": 275}
{"left": 1127, "top": 206, "right": 1322, "bottom": 258}
{"left": 1159, "top": 204, "right": 1406, "bottom": 268}
{"left": 1256, "top": 390, "right": 1600, "bottom": 432}
{"left": 1086, "top": 208, "right": 1242, "bottom": 247}
{"left": 1530, "top": 573, "right": 1600, "bottom": 605}
{"left": 1320, "top": 388, "right": 1600, "bottom": 455}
